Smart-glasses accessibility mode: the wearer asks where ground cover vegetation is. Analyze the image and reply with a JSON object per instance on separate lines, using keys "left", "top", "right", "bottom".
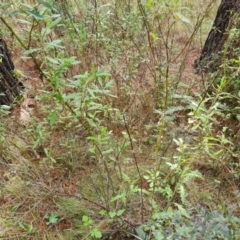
{"left": 0, "top": 0, "right": 240, "bottom": 239}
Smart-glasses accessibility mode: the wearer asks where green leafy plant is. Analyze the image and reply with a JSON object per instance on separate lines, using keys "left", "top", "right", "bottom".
{"left": 44, "top": 213, "right": 59, "bottom": 225}
{"left": 1, "top": 0, "right": 240, "bottom": 240}
{"left": 137, "top": 204, "right": 240, "bottom": 240}
{"left": 91, "top": 228, "right": 102, "bottom": 239}
{"left": 82, "top": 215, "right": 102, "bottom": 239}
{"left": 19, "top": 221, "right": 34, "bottom": 234}
{"left": 82, "top": 215, "right": 93, "bottom": 226}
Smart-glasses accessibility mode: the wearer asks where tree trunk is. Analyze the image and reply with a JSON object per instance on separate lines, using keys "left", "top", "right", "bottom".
{"left": 0, "top": 37, "right": 23, "bottom": 105}
{"left": 194, "top": 0, "right": 240, "bottom": 72}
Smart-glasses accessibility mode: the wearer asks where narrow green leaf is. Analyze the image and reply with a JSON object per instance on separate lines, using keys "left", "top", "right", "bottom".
{"left": 38, "top": 0, "right": 54, "bottom": 9}
{"left": 174, "top": 12, "right": 191, "bottom": 24}
{"left": 27, "top": 10, "right": 44, "bottom": 20}
{"left": 24, "top": 48, "right": 41, "bottom": 55}
{"left": 9, "top": 9, "right": 22, "bottom": 17}
{"left": 54, "top": 93, "right": 64, "bottom": 102}
{"left": 45, "top": 56, "right": 59, "bottom": 64}
{"left": 49, "top": 110, "right": 57, "bottom": 126}
{"left": 44, "top": 39, "right": 65, "bottom": 50}
{"left": 165, "top": 106, "right": 185, "bottom": 115}
{"left": 41, "top": 28, "right": 51, "bottom": 37}
{"left": 87, "top": 118, "right": 96, "bottom": 127}
{"left": 179, "top": 185, "right": 186, "bottom": 204}
{"left": 50, "top": 157, "right": 56, "bottom": 163}
{"left": 0, "top": 3, "right": 11, "bottom": 17}
{"left": 48, "top": 17, "right": 62, "bottom": 29}
{"left": 96, "top": 68, "right": 111, "bottom": 77}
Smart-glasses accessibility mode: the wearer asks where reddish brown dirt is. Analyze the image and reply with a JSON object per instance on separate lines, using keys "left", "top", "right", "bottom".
{"left": 180, "top": 48, "right": 205, "bottom": 94}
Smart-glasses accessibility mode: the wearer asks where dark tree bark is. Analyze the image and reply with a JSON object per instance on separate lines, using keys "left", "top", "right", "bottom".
{"left": 194, "top": 0, "right": 240, "bottom": 72}
{"left": 0, "top": 37, "right": 23, "bottom": 105}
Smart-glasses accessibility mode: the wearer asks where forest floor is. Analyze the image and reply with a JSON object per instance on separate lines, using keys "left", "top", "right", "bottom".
{"left": 1, "top": 1, "right": 240, "bottom": 239}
